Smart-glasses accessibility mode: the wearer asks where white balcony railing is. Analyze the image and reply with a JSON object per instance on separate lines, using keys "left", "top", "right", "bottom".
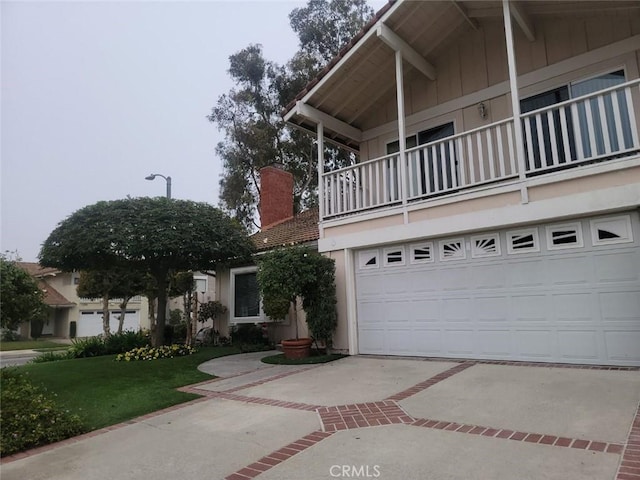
{"left": 322, "top": 79, "right": 640, "bottom": 219}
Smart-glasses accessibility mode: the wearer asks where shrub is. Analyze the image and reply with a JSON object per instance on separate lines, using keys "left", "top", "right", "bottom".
{"left": 1, "top": 368, "right": 83, "bottom": 456}
{"left": 230, "top": 324, "right": 268, "bottom": 346}
{"left": 104, "top": 330, "right": 149, "bottom": 354}
{"left": 1, "top": 329, "right": 21, "bottom": 341}
{"left": 67, "top": 336, "right": 106, "bottom": 358}
{"left": 115, "top": 344, "right": 197, "bottom": 362}
{"left": 30, "top": 351, "right": 73, "bottom": 363}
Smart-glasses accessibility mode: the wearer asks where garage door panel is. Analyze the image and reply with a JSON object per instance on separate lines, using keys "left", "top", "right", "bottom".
{"left": 547, "top": 256, "right": 592, "bottom": 286}
{"left": 471, "top": 264, "right": 506, "bottom": 290}
{"left": 557, "top": 330, "right": 599, "bottom": 361}
{"left": 594, "top": 251, "right": 640, "bottom": 283}
{"left": 439, "top": 266, "right": 471, "bottom": 291}
{"left": 507, "top": 259, "right": 546, "bottom": 287}
{"left": 604, "top": 330, "right": 640, "bottom": 362}
{"left": 599, "top": 291, "right": 640, "bottom": 322}
{"left": 407, "top": 299, "right": 440, "bottom": 322}
{"left": 515, "top": 330, "right": 555, "bottom": 359}
{"left": 414, "top": 329, "right": 443, "bottom": 354}
{"left": 442, "top": 298, "right": 472, "bottom": 321}
{"left": 477, "top": 330, "right": 512, "bottom": 356}
{"left": 511, "top": 295, "right": 549, "bottom": 322}
{"left": 552, "top": 293, "right": 595, "bottom": 322}
{"left": 356, "top": 213, "right": 640, "bottom": 365}
{"left": 474, "top": 296, "right": 509, "bottom": 321}
{"left": 444, "top": 330, "right": 475, "bottom": 354}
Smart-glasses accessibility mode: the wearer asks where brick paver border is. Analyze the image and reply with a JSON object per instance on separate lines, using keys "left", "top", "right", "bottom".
{"left": 617, "top": 403, "right": 640, "bottom": 480}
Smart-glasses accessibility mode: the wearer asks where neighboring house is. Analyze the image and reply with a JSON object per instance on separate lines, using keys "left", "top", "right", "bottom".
{"left": 168, "top": 271, "right": 217, "bottom": 329}
{"left": 16, "top": 263, "right": 150, "bottom": 338}
{"left": 282, "top": 0, "right": 640, "bottom": 366}
{"left": 216, "top": 165, "right": 320, "bottom": 343}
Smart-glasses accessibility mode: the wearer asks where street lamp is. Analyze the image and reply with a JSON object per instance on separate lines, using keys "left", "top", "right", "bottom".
{"left": 145, "top": 173, "right": 172, "bottom": 199}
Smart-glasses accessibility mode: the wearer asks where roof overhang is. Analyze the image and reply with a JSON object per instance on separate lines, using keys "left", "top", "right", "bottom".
{"left": 284, "top": 0, "right": 638, "bottom": 146}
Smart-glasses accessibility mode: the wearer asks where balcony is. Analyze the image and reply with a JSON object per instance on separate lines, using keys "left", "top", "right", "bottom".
{"left": 321, "top": 79, "right": 640, "bottom": 220}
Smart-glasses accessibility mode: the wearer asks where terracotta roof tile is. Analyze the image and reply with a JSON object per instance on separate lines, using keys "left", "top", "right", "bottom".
{"left": 252, "top": 208, "right": 319, "bottom": 252}
{"left": 38, "top": 280, "right": 75, "bottom": 308}
{"left": 16, "top": 262, "right": 60, "bottom": 277}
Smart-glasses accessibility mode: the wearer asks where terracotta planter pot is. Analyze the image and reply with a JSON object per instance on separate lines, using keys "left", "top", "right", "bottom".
{"left": 281, "top": 338, "right": 313, "bottom": 359}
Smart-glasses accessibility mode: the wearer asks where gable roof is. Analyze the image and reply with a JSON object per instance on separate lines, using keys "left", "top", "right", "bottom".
{"left": 252, "top": 208, "right": 319, "bottom": 252}
{"left": 38, "top": 279, "right": 75, "bottom": 308}
{"left": 16, "top": 262, "right": 61, "bottom": 278}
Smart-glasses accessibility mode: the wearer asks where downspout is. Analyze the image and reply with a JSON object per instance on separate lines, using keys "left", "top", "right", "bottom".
{"left": 502, "top": 0, "right": 529, "bottom": 204}
{"left": 344, "top": 248, "right": 358, "bottom": 355}
{"left": 317, "top": 121, "right": 325, "bottom": 237}
{"left": 394, "top": 50, "right": 410, "bottom": 223}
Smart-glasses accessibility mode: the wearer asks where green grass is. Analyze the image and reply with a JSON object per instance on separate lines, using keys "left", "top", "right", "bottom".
{"left": 0, "top": 340, "right": 67, "bottom": 351}
{"left": 18, "top": 346, "right": 240, "bottom": 431}
{"left": 261, "top": 352, "right": 347, "bottom": 365}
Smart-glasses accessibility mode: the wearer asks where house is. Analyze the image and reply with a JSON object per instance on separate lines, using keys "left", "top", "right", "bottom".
{"left": 16, "top": 263, "right": 150, "bottom": 339}
{"left": 215, "top": 165, "right": 320, "bottom": 343}
{"left": 282, "top": 0, "right": 640, "bottom": 366}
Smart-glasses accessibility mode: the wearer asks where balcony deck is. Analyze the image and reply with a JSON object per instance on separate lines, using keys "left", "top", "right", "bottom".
{"left": 321, "top": 79, "right": 640, "bottom": 221}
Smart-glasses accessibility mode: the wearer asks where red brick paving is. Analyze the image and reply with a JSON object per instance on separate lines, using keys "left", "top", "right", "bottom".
{"left": 617, "top": 404, "right": 640, "bottom": 480}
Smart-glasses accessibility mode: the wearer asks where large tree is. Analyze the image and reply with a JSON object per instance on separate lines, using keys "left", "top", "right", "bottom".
{"left": 0, "top": 256, "right": 49, "bottom": 333}
{"left": 39, "top": 197, "right": 254, "bottom": 346}
{"left": 209, "top": 0, "right": 374, "bottom": 230}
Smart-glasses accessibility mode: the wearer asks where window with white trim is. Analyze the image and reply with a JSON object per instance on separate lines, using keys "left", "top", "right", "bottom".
{"left": 590, "top": 215, "right": 634, "bottom": 246}
{"left": 230, "top": 267, "right": 263, "bottom": 323}
{"left": 507, "top": 228, "right": 540, "bottom": 254}
{"left": 546, "top": 223, "right": 584, "bottom": 250}
{"left": 194, "top": 275, "right": 208, "bottom": 294}
{"left": 439, "top": 238, "right": 466, "bottom": 261}
{"left": 471, "top": 234, "right": 501, "bottom": 258}
{"left": 410, "top": 242, "right": 434, "bottom": 264}
{"left": 383, "top": 247, "right": 405, "bottom": 267}
{"left": 358, "top": 249, "right": 379, "bottom": 270}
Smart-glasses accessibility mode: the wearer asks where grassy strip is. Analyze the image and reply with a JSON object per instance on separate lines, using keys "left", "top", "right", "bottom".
{"left": 33, "top": 347, "right": 70, "bottom": 353}
{"left": 261, "top": 352, "right": 347, "bottom": 365}
{"left": 19, "top": 346, "right": 240, "bottom": 431}
{"left": 0, "top": 340, "right": 68, "bottom": 352}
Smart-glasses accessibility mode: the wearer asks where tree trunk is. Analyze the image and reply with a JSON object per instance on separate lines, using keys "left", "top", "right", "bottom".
{"left": 153, "top": 272, "right": 168, "bottom": 346}
{"left": 102, "top": 294, "right": 110, "bottom": 337}
{"left": 292, "top": 299, "right": 298, "bottom": 340}
{"left": 118, "top": 297, "right": 130, "bottom": 334}
{"left": 183, "top": 291, "right": 193, "bottom": 346}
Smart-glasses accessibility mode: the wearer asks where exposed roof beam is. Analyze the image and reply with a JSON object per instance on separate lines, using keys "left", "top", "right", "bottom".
{"left": 376, "top": 23, "right": 437, "bottom": 80}
{"left": 293, "top": 102, "right": 363, "bottom": 143}
{"left": 510, "top": 2, "right": 535, "bottom": 41}
{"left": 452, "top": 1, "right": 479, "bottom": 30}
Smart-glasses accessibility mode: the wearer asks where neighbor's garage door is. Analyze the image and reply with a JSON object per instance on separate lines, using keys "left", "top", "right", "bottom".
{"left": 76, "top": 310, "right": 140, "bottom": 337}
{"left": 356, "top": 212, "right": 640, "bottom": 366}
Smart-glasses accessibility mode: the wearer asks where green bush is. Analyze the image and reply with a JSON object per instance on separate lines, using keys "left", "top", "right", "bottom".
{"left": 115, "top": 344, "right": 197, "bottom": 362}
{"left": 104, "top": 330, "right": 149, "bottom": 354}
{"left": 1, "top": 368, "right": 83, "bottom": 456}
{"left": 67, "top": 336, "right": 106, "bottom": 358}
{"left": 1, "top": 329, "right": 21, "bottom": 342}
{"left": 230, "top": 323, "right": 268, "bottom": 346}
{"left": 30, "top": 351, "right": 72, "bottom": 363}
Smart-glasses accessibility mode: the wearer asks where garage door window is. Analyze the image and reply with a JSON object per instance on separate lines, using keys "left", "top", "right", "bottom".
{"left": 384, "top": 247, "right": 405, "bottom": 266}
{"left": 507, "top": 228, "right": 540, "bottom": 254}
{"left": 546, "top": 223, "right": 583, "bottom": 250}
{"left": 359, "top": 250, "right": 379, "bottom": 270}
{"left": 590, "top": 215, "right": 634, "bottom": 246}
{"left": 410, "top": 243, "right": 434, "bottom": 264}
{"left": 471, "top": 234, "right": 501, "bottom": 258}
{"left": 439, "top": 238, "right": 466, "bottom": 261}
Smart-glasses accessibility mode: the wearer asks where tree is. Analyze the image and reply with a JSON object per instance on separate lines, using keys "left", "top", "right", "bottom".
{"left": 256, "top": 246, "right": 337, "bottom": 350}
{"left": 39, "top": 197, "right": 254, "bottom": 346}
{"left": 170, "top": 271, "right": 195, "bottom": 345}
{"left": 0, "top": 256, "right": 49, "bottom": 333}
{"left": 76, "top": 268, "right": 147, "bottom": 337}
{"left": 209, "top": 0, "right": 374, "bottom": 230}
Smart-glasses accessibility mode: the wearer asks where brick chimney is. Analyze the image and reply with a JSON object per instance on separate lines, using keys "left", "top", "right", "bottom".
{"left": 259, "top": 164, "right": 294, "bottom": 230}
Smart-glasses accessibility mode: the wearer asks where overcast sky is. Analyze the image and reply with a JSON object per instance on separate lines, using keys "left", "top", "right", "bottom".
{"left": 1, "top": 0, "right": 384, "bottom": 262}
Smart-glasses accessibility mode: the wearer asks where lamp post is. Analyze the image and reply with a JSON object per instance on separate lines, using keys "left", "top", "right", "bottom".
{"left": 145, "top": 173, "right": 172, "bottom": 199}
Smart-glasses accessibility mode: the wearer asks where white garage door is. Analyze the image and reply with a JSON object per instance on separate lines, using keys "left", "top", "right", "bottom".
{"left": 76, "top": 310, "right": 140, "bottom": 337}
{"left": 356, "top": 212, "right": 640, "bottom": 366}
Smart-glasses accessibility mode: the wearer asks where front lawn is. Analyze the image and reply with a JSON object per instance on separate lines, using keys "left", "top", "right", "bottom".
{"left": 0, "top": 340, "right": 68, "bottom": 352}
{"left": 18, "top": 346, "right": 240, "bottom": 431}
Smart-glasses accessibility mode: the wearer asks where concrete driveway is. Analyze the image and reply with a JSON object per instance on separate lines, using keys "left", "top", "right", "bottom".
{"left": 2, "top": 353, "right": 639, "bottom": 480}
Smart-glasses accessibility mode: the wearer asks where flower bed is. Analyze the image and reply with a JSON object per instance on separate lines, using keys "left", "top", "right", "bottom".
{"left": 115, "top": 344, "right": 197, "bottom": 361}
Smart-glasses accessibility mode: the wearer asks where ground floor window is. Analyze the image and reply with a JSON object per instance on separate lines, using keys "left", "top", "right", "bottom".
{"left": 230, "top": 266, "right": 263, "bottom": 323}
